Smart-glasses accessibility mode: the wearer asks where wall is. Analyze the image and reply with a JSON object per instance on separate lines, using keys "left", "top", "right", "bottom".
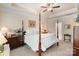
{"left": 0, "top": 6, "right": 39, "bottom": 32}
{"left": 45, "top": 18, "right": 57, "bottom": 33}
{"left": 57, "top": 14, "right": 77, "bottom": 42}
{"left": 0, "top": 11, "right": 22, "bottom": 31}
{"left": 45, "top": 8, "right": 77, "bottom": 42}
{"left": 0, "top": 5, "right": 78, "bottom": 42}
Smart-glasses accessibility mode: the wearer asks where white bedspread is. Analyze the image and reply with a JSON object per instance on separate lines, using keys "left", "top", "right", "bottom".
{"left": 24, "top": 33, "right": 58, "bottom": 52}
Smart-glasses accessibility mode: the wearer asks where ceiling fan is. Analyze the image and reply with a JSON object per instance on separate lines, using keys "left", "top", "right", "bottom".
{"left": 41, "top": 3, "right": 60, "bottom": 12}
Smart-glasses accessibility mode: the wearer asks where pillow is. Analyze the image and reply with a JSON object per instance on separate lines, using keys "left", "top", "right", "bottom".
{"left": 42, "top": 29, "right": 48, "bottom": 33}
{"left": 26, "top": 28, "right": 38, "bottom": 35}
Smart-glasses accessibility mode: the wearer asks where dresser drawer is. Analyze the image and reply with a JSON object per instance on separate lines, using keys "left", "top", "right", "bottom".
{"left": 73, "top": 48, "right": 79, "bottom": 56}
{"left": 7, "top": 35, "right": 24, "bottom": 50}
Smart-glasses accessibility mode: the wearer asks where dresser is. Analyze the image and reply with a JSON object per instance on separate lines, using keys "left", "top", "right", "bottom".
{"left": 7, "top": 35, "right": 24, "bottom": 50}
{"left": 73, "top": 26, "right": 79, "bottom": 56}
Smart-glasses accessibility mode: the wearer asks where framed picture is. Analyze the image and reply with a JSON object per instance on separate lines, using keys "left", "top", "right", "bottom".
{"left": 28, "top": 20, "right": 36, "bottom": 28}
{"left": 64, "top": 24, "right": 71, "bottom": 29}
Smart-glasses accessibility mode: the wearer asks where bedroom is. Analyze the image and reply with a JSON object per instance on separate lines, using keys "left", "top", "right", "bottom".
{"left": 0, "top": 3, "right": 79, "bottom": 56}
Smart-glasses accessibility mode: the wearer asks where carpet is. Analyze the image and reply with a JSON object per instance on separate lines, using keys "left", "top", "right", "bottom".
{"left": 10, "top": 40, "right": 73, "bottom": 56}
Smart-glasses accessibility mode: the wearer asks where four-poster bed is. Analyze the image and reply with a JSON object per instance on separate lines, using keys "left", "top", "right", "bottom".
{"left": 24, "top": 11, "right": 59, "bottom": 56}
{"left": 24, "top": 3, "right": 60, "bottom": 56}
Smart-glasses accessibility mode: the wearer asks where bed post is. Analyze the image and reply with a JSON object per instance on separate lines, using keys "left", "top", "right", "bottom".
{"left": 57, "top": 19, "right": 59, "bottom": 46}
{"left": 57, "top": 42, "right": 59, "bottom": 46}
{"left": 22, "top": 19, "right": 24, "bottom": 41}
{"left": 22, "top": 19, "right": 25, "bottom": 45}
{"left": 57, "top": 19, "right": 59, "bottom": 39}
{"left": 38, "top": 12, "right": 42, "bottom": 56}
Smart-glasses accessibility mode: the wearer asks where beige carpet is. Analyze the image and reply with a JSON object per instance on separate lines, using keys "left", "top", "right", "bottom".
{"left": 10, "top": 40, "right": 73, "bottom": 56}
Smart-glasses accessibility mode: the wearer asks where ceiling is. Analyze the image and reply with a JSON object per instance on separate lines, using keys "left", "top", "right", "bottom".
{"left": 0, "top": 3, "right": 77, "bottom": 14}
{"left": 16, "top": 3, "right": 77, "bottom": 13}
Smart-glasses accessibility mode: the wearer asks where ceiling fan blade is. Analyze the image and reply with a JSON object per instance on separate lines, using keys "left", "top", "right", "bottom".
{"left": 41, "top": 6, "right": 47, "bottom": 8}
{"left": 11, "top": 3, "right": 20, "bottom": 7}
{"left": 43, "top": 9, "right": 47, "bottom": 12}
{"left": 47, "top": 3, "right": 50, "bottom": 6}
{"left": 53, "top": 6, "right": 60, "bottom": 8}
{"left": 11, "top": 3, "right": 15, "bottom": 6}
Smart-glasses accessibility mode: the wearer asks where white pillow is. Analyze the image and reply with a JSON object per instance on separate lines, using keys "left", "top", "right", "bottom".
{"left": 26, "top": 28, "right": 38, "bottom": 35}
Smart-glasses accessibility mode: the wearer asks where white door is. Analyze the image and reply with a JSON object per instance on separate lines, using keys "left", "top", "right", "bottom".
{"left": 56, "top": 22, "right": 62, "bottom": 40}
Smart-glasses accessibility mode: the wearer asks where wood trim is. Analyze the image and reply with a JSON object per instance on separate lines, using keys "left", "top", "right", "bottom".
{"left": 57, "top": 42, "right": 59, "bottom": 46}
{"left": 73, "top": 26, "right": 75, "bottom": 56}
{"left": 22, "top": 19, "right": 24, "bottom": 42}
{"left": 38, "top": 12, "right": 42, "bottom": 56}
{"left": 74, "top": 47, "right": 79, "bottom": 49}
{"left": 73, "top": 26, "right": 79, "bottom": 56}
{"left": 57, "top": 19, "right": 59, "bottom": 39}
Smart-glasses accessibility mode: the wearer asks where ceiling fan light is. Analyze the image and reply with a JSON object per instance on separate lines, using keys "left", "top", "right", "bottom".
{"left": 51, "top": 10, "right": 53, "bottom": 12}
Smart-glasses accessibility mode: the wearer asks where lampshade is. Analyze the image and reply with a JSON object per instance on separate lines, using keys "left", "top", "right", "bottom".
{"left": 0, "top": 27, "right": 8, "bottom": 36}
{"left": 0, "top": 32, "right": 7, "bottom": 45}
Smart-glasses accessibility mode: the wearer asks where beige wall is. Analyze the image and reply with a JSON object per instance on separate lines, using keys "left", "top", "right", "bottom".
{"left": 0, "top": 6, "right": 78, "bottom": 42}
{"left": 0, "top": 10, "right": 39, "bottom": 32}
{"left": 45, "top": 18, "right": 57, "bottom": 33}
{"left": 58, "top": 14, "right": 77, "bottom": 42}
{"left": 0, "top": 11, "right": 22, "bottom": 31}
{"left": 45, "top": 13, "right": 77, "bottom": 42}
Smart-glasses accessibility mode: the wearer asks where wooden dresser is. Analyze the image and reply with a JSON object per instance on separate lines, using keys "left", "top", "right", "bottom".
{"left": 7, "top": 35, "right": 24, "bottom": 50}
{"left": 73, "top": 26, "right": 79, "bottom": 56}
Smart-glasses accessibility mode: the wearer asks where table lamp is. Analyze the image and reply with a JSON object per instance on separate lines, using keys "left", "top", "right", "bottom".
{"left": 1, "top": 27, "right": 9, "bottom": 37}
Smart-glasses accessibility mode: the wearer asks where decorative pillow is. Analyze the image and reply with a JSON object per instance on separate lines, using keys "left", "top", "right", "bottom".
{"left": 42, "top": 29, "right": 48, "bottom": 33}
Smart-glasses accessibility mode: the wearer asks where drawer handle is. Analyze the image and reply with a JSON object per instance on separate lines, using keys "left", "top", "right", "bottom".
{"left": 74, "top": 47, "right": 79, "bottom": 49}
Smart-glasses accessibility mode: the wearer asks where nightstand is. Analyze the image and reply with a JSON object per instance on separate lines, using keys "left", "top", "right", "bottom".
{"left": 7, "top": 35, "right": 24, "bottom": 50}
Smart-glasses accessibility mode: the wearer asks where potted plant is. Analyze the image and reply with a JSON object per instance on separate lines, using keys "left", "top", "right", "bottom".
{"left": 14, "top": 28, "right": 22, "bottom": 35}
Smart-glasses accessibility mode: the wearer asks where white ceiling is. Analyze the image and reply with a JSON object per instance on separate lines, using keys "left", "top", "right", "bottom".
{"left": 0, "top": 3, "right": 77, "bottom": 14}
{"left": 14, "top": 3, "right": 77, "bottom": 13}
